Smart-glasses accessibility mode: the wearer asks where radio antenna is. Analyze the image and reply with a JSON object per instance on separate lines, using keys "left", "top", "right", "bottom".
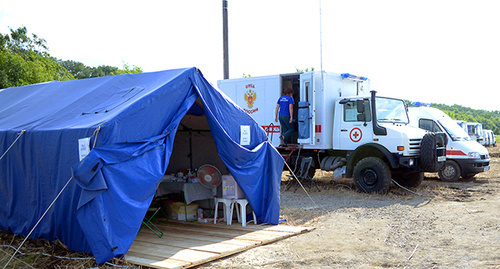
{"left": 319, "top": 0, "right": 324, "bottom": 89}
{"left": 319, "top": 0, "right": 324, "bottom": 74}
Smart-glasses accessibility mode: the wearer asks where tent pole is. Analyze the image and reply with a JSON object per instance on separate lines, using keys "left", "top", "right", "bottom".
{"left": 189, "top": 130, "right": 193, "bottom": 171}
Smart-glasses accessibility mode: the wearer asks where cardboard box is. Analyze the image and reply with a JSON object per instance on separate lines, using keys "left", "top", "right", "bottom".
{"left": 222, "top": 175, "right": 245, "bottom": 199}
{"left": 170, "top": 202, "right": 197, "bottom": 221}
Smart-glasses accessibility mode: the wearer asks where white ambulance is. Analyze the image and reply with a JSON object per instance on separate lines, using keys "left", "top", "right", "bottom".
{"left": 483, "top": 129, "right": 496, "bottom": 147}
{"left": 408, "top": 107, "right": 490, "bottom": 181}
{"left": 218, "top": 71, "right": 447, "bottom": 193}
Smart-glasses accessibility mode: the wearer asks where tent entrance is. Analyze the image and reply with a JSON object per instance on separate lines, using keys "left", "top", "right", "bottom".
{"left": 167, "top": 110, "right": 228, "bottom": 176}
{"left": 153, "top": 99, "right": 228, "bottom": 212}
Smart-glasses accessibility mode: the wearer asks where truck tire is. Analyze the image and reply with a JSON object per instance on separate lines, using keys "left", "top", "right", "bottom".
{"left": 438, "top": 160, "right": 461, "bottom": 182}
{"left": 353, "top": 157, "right": 392, "bottom": 193}
{"left": 393, "top": 172, "right": 424, "bottom": 188}
{"left": 420, "top": 133, "right": 445, "bottom": 172}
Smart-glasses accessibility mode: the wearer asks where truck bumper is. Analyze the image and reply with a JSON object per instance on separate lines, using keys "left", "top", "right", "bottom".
{"left": 397, "top": 154, "right": 446, "bottom": 172}
{"left": 455, "top": 158, "right": 490, "bottom": 175}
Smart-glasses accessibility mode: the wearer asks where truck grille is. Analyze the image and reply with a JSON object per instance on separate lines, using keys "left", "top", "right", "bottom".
{"left": 409, "top": 138, "right": 421, "bottom": 155}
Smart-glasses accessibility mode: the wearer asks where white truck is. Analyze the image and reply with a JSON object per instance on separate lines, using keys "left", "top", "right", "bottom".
{"left": 467, "top": 122, "right": 484, "bottom": 144}
{"left": 408, "top": 107, "right": 490, "bottom": 181}
{"left": 455, "top": 120, "right": 468, "bottom": 134}
{"left": 218, "top": 71, "right": 447, "bottom": 193}
{"left": 483, "top": 129, "right": 496, "bottom": 147}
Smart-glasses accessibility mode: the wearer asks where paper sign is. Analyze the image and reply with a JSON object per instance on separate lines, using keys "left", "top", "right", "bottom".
{"left": 78, "top": 137, "right": 91, "bottom": 161}
{"left": 240, "top": 125, "right": 251, "bottom": 146}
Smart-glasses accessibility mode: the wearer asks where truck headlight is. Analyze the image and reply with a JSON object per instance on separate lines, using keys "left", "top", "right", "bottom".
{"left": 468, "top": 152, "right": 480, "bottom": 158}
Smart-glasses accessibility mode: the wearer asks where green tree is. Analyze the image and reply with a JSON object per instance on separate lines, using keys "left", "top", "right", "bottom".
{"left": 60, "top": 60, "right": 142, "bottom": 79}
{"left": 113, "top": 63, "right": 142, "bottom": 75}
{"left": 429, "top": 103, "right": 500, "bottom": 135}
{"left": 58, "top": 60, "right": 92, "bottom": 79}
{"left": 0, "top": 27, "right": 74, "bottom": 88}
{"left": 295, "top": 67, "right": 315, "bottom": 73}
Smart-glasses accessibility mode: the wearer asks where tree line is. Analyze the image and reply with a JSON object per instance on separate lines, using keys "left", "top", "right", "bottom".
{"left": 406, "top": 101, "right": 500, "bottom": 135}
{"left": 431, "top": 103, "right": 500, "bottom": 135}
{"left": 0, "top": 26, "right": 141, "bottom": 89}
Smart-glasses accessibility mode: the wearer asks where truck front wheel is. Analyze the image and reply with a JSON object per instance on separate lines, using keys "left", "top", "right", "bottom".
{"left": 353, "top": 157, "right": 392, "bottom": 193}
{"left": 438, "top": 160, "right": 461, "bottom": 182}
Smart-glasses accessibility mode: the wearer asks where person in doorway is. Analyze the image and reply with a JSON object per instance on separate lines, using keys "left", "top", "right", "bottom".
{"left": 275, "top": 88, "right": 294, "bottom": 146}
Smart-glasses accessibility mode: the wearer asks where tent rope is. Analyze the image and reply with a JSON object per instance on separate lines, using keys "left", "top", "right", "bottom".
{"left": 3, "top": 124, "right": 102, "bottom": 268}
{"left": 282, "top": 161, "right": 319, "bottom": 209}
{"left": 2, "top": 175, "right": 74, "bottom": 269}
{"left": 0, "top": 130, "right": 26, "bottom": 162}
{"left": 91, "top": 124, "right": 104, "bottom": 149}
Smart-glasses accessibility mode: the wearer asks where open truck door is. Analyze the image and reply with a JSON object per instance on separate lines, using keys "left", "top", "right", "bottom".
{"left": 297, "top": 72, "right": 316, "bottom": 146}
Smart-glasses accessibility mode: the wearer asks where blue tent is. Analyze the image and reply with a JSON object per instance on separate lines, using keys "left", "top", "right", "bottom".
{"left": 0, "top": 67, "right": 283, "bottom": 263}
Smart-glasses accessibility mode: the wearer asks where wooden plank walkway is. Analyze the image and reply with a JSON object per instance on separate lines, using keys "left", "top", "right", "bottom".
{"left": 125, "top": 221, "right": 313, "bottom": 269}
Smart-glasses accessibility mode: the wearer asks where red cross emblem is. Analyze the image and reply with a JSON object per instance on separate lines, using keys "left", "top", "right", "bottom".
{"left": 350, "top": 128, "right": 362, "bottom": 142}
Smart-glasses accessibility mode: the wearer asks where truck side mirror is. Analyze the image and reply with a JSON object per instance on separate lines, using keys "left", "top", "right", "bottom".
{"left": 356, "top": 99, "right": 365, "bottom": 113}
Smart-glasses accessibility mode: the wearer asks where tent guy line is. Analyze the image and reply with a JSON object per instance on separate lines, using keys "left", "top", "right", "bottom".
{"left": 3, "top": 175, "right": 74, "bottom": 269}
{"left": 282, "top": 160, "right": 318, "bottom": 209}
{"left": 0, "top": 129, "right": 25, "bottom": 161}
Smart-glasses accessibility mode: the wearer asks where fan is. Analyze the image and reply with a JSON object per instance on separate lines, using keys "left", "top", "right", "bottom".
{"left": 198, "top": 164, "right": 222, "bottom": 197}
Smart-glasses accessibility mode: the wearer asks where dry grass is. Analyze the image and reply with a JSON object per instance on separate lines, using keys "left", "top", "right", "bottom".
{"left": 0, "top": 231, "right": 142, "bottom": 268}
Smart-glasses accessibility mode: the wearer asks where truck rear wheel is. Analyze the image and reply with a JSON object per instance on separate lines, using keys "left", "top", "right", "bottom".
{"left": 353, "top": 157, "right": 392, "bottom": 193}
{"left": 438, "top": 160, "right": 461, "bottom": 182}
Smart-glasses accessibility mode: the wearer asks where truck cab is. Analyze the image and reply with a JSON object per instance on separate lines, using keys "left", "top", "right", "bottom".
{"left": 408, "top": 107, "right": 490, "bottom": 181}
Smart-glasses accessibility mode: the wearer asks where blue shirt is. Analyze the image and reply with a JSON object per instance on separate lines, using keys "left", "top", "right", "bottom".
{"left": 277, "top": 95, "right": 294, "bottom": 116}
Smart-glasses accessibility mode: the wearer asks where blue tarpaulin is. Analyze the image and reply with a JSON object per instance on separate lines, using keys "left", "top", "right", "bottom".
{"left": 0, "top": 67, "right": 283, "bottom": 263}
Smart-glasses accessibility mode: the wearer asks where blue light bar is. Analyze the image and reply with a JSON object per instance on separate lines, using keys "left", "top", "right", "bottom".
{"left": 341, "top": 73, "right": 368, "bottom": 81}
{"left": 411, "top": 101, "right": 431, "bottom": 107}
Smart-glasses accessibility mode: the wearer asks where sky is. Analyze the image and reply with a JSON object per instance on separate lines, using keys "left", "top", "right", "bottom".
{"left": 1, "top": 0, "right": 499, "bottom": 111}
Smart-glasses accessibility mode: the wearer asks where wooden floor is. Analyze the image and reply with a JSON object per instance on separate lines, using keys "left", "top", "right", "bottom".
{"left": 126, "top": 220, "right": 313, "bottom": 269}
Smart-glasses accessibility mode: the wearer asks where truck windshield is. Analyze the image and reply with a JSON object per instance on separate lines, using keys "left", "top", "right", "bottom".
{"left": 376, "top": 97, "right": 409, "bottom": 124}
{"left": 438, "top": 118, "right": 471, "bottom": 141}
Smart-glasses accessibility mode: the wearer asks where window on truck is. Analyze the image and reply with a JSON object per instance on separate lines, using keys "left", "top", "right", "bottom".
{"left": 344, "top": 100, "right": 371, "bottom": 122}
{"left": 438, "top": 118, "right": 471, "bottom": 141}
{"left": 305, "top": 82, "right": 310, "bottom": 102}
{"left": 419, "top": 119, "right": 442, "bottom": 133}
{"left": 375, "top": 97, "right": 409, "bottom": 124}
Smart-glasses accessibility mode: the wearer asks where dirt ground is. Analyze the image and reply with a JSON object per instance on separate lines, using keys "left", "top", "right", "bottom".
{"left": 200, "top": 147, "right": 500, "bottom": 269}
{"left": 1, "top": 148, "right": 498, "bottom": 268}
